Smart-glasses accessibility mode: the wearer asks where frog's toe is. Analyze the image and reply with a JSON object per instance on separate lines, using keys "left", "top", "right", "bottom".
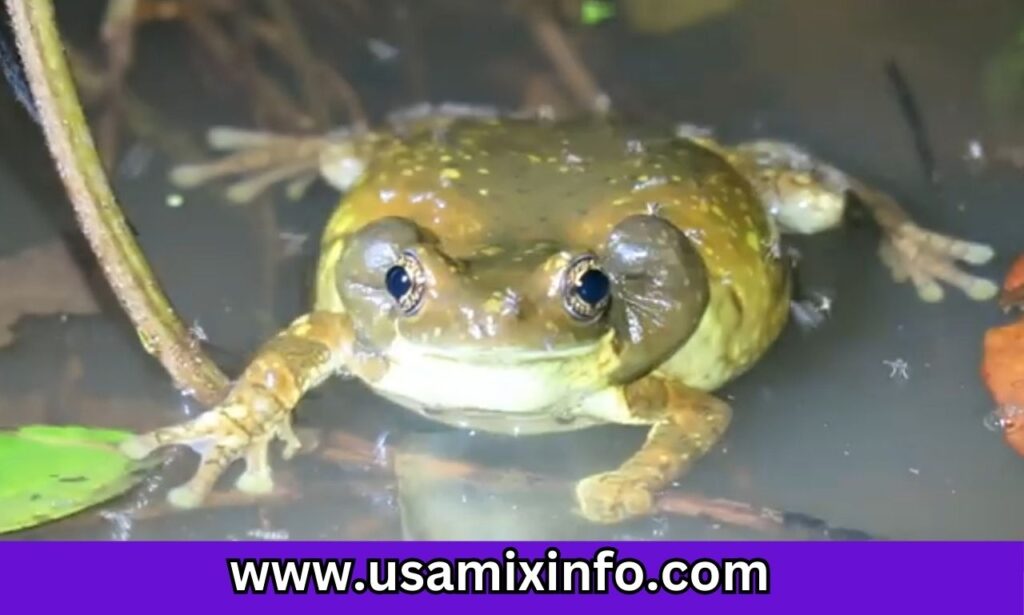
{"left": 206, "top": 126, "right": 291, "bottom": 151}
{"left": 966, "top": 278, "right": 1000, "bottom": 301}
{"left": 166, "top": 439, "right": 243, "bottom": 508}
{"left": 119, "top": 417, "right": 218, "bottom": 460}
{"left": 167, "top": 483, "right": 206, "bottom": 509}
{"left": 575, "top": 471, "right": 655, "bottom": 524}
{"left": 119, "top": 433, "right": 160, "bottom": 460}
{"left": 236, "top": 470, "right": 274, "bottom": 496}
{"left": 880, "top": 226, "right": 998, "bottom": 302}
{"left": 906, "top": 226, "right": 995, "bottom": 265}
{"left": 122, "top": 398, "right": 290, "bottom": 508}
{"left": 235, "top": 437, "right": 275, "bottom": 495}
{"left": 276, "top": 420, "right": 304, "bottom": 460}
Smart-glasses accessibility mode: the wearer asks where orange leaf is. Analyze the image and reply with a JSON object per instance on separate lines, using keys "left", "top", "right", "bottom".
{"left": 982, "top": 254, "right": 1024, "bottom": 456}
{"left": 1003, "top": 254, "right": 1024, "bottom": 294}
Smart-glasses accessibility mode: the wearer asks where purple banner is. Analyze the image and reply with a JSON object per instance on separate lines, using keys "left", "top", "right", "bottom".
{"left": 2, "top": 541, "right": 1021, "bottom": 612}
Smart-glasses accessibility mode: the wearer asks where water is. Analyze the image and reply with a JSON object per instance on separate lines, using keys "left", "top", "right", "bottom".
{"left": 2, "top": 0, "right": 1024, "bottom": 540}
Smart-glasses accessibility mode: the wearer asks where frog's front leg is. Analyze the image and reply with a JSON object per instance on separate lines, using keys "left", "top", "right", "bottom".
{"left": 575, "top": 378, "right": 732, "bottom": 524}
{"left": 121, "top": 311, "right": 383, "bottom": 507}
{"left": 733, "top": 140, "right": 998, "bottom": 302}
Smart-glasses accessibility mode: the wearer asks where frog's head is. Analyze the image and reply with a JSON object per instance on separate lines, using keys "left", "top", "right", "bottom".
{"left": 334, "top": 214, "right": 709, "bottom": 384}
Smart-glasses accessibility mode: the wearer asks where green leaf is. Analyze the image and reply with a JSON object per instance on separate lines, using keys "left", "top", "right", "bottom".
{"left": 0, "top": 424, "right": 153, "bottom": 534}
{"left": 581, "top": 0, "right": 616, "bottom": 26}
{"left": 984, "top": 25, "right": 1024, "bottom": 123}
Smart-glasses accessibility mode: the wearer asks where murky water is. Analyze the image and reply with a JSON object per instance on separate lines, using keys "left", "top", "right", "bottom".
{"left": 3, "top": 0, "right": 1024, "bottom": 540}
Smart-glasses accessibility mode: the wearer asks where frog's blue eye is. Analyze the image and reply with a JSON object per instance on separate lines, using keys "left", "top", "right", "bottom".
{"left": 563, "top": 255, "right": 611, "bottom": 321}
{"left": 577, "top": 269, "right": 610, "bottom": 305}
{"left": 384, "top": 252, "right": 426, "bottom": 314}
{"left": 385, "top": 265, "right": 412, "bottom": 300}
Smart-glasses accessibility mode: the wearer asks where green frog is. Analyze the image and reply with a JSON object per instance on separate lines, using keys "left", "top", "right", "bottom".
{"left": 121, "top": 107, "right": 997, "bottom": 523}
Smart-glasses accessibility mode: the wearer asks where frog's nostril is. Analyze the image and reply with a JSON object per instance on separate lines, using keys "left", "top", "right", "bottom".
{"left": 500, "top": 290, "right": 522, "bottom": 317}
{"left": 491, "top": 288, "right": 528, "bottom": 320}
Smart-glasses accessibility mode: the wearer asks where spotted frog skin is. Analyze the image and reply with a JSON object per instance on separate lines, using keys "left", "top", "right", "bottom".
{"left": 122, "top": 109, "right": 997, "bottom": 523}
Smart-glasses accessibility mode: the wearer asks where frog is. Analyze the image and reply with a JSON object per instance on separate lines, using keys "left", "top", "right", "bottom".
{"left": 120, "top": 105, "right": 998, "bottom": 523}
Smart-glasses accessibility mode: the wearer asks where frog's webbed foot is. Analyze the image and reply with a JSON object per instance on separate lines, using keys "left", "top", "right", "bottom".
{"left": 121, "top": 311, "right": 353, "bottom": 507}
{"left": 121, "top": 390, "right": 302, "bottom": 507}
{"left": 170, "top": 127, "right": 370, "bottom": 204}
{"left": 576, "top": 471, "right": 657, "bottom": 523}
{"left": 844, "top": 178, "right": 997, "bottom": 302}
{"left": 575, "top": 379, "right": 732, "bottom": 524}
{"left": 733, "top": 140, "right": 998, "bottom": 303}
{"left": 874, "top": 210, "right": 997, "bottom": 302}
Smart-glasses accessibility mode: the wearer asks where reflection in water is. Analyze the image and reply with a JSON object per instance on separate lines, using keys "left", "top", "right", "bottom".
{"left": 3, "top": 0, "right": 1024, "bottom": 539}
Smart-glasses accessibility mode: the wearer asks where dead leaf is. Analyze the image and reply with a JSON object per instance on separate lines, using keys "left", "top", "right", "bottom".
{"left": 982, "top": 254, "right": 1024, "bottom": 456}
{"left": 0, "top": 241, "right": 100, "bottom": 348}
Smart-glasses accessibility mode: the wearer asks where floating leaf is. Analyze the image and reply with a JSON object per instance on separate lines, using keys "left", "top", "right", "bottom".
{"left": 0, "top": 425, "right": 153, "bottom": 534}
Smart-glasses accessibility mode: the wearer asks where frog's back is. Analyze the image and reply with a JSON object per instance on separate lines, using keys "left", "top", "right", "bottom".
{"left": 316, "top": 117, "right": 790, "bottom": 388}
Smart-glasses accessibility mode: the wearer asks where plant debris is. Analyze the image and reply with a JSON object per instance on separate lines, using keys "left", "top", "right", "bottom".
{"left": 0, "top": 242, "right": 100, "bottom": 349}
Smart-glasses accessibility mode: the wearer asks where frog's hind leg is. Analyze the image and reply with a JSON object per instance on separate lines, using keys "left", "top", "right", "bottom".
{"left": 170, "top": 127, "right": 372, "bottom": 204}
{"left": 734, "top": 140, "right": 997, "bottom": 302}
{"left": 575, "top": 378, "right": 732, "bottom": 524}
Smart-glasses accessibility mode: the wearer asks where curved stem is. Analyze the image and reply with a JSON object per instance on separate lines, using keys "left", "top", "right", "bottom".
{"left": 6, "top": 0, "right": 229, "bottom": 406}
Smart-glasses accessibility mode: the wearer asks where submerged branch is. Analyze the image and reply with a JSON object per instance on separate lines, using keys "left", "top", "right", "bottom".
{"left": 319, "top": 431, "right": 876, "bottom": 539}
{"left": 5, "top": 0, "right": 230, "bottom": 405}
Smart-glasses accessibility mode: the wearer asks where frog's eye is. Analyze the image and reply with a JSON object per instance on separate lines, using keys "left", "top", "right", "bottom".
{"left": 384, "top": 251, "right": 426, "bottom": 315}
{"left": 562, "top": 255, "right": 611, "bottom": 321}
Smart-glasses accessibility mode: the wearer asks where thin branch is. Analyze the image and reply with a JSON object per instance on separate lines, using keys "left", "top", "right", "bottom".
{"left": 522, "top": 0, "right": 609, "bottom": 115}
{"left": 261, "top": 0, "right": 331, "bottom": 128}
{"left": 179, "top": 0, "right": 314, "bottom": 131}
{"left": 95, "top": 0, "right": 138, "bottom": 167}
{"left": 5, "top": 0, "right": 230, "bottom": 406}
{"left": 68, "top": 44, "right": 206, "bottom": 162}
{"left": 244, "top": 12, "right": 368, "bottom": 128}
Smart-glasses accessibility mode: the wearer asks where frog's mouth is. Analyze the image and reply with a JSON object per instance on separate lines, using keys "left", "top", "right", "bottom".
{"left": 387, "top": 326, "right": 619, "bottom": 364}
{"left": 390, "top": 338, "right": 608, "bottom": 365}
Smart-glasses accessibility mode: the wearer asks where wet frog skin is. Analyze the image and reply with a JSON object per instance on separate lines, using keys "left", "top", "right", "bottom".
{"left": 123, "top": 110, "right": 997, "bottom": 523}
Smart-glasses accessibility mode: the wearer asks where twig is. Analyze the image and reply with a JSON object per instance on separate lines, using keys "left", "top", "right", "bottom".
{"left": 5, "top": 0, "right": 230, "bottom": 406}
{"left": 244, "top": 12, "right": 368, "bottom": 128}
{"left": 260, "top": 0, "right": 331, "bottom": 128}
{"left": 885, "top": 60, "right": 938, "bottom": 184}
{"left": 95, "top": 0, "right": 138, "bottom": 168}
{"left": 994, "top": 145, "right": 1024, "bottom": 170}
{"left": 522, "top": 0, "right": 609, "bottom": 115}
{"left": 315, "top": 60, "right": 369, "bottom": 129}
{"left": 179, "top": 0, "right": 313, "bottom": 131}
{"left": 394, "top": 0, "right": 428, "bottom": 104}
{"left": 68, "top": 44, "right": 206, "bottom": 162}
